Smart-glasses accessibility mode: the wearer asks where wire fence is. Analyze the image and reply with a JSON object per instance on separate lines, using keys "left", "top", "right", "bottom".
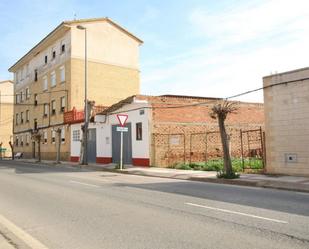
{"left": 152, "top": 127, "right": 265, "bottom": 172}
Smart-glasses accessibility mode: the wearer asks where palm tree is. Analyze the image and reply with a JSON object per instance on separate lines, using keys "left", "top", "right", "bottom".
{"left": 210, "top": 101, "right": 238, "bottom": 177}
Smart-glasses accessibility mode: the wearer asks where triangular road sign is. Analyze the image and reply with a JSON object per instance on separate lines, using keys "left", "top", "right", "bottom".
{"left": 116, "top": 114, "right": 128, "bottom": 127}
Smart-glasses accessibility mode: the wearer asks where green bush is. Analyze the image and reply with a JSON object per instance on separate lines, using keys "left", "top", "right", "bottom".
{"left": 171, "top": 158, "right": 263, "bottom": 172}
{"left": 217, "top": 170, "right": 240, "bottom": 179}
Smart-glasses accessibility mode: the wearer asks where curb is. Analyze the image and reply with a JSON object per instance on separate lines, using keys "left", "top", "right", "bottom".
{"left": 11, "top": 160, "right": 309, "bottom": 193}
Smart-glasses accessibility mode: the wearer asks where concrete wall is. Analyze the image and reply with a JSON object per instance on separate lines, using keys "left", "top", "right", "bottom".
{"left": 263, "top": 68, "right": 309, "bottom": 176}
{"left": 70, "top": 21, "right": 140, "bottom": 70}
{"left": 70, "top": 58, "right": 140, "bottom": 110}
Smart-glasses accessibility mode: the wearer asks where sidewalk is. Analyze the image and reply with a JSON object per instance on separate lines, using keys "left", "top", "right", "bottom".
{"left": 14, "top": 158, "right": 309, "bottom": 193}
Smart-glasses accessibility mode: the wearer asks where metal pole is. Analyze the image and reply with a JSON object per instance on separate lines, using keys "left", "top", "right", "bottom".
{"left": 240, "top": 129, "right": 244, "bottom": 171}
{"left": 82, "top": 28, "right": 88, "bottom": 165}
{"left": 120, "top": 131, "right": 123, "bottom": 170}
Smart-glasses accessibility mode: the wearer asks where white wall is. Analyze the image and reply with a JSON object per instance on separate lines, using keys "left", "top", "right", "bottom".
{"left": 71, "top": 101, "right": 151, "bottom": 162}
{"left": 70, "top": 122, "right": 98, "bottom": 157}
{"left": 95, "top": 101, "right": 150, "bottom": 159}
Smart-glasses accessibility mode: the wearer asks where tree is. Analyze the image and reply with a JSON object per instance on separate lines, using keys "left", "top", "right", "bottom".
{"left": 210, "top": 101, "right": 238, "bottom": 178}
{"left": 55, "top": 128, "right": 62, "bottom": 163}
{"left": 9, "top": 141, "right": 14, "bottom": 160}
{"left": 32, "top": 131, "right": 42, "bottom": 162}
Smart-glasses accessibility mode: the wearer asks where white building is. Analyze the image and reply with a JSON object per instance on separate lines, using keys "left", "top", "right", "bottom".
{"left": 70, "top": 96, "right": 151, "bottom": 166}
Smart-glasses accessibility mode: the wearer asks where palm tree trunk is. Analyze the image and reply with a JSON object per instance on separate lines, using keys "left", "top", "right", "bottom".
{"left": 218, "top": 115, "right": 233, "bottom": 176}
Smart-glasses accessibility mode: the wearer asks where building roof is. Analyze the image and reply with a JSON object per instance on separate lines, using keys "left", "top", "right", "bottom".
{"left": 8, "top": 17, "right": 143, "bottom": 72}
{"left": 0, "top": 80, "right": 13, "bottom": 84}
{"left": 263, "top": 66, "right": 309, "bottom": 79}
{"left": 97, "top": 94, "right": 224, "bottom": 115}
{"left": 160, "top": 94, "right": 222, "bottom": 100}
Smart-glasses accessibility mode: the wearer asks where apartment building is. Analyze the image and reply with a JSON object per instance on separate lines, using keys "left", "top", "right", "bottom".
{"left": 9, "top": 17, "right": 143, "bottom": 160}
{"left": 263, "top": 68, "right": 309, "bottom": 176}
{"left": 0, "top": 80, "right": 13, "bottom": 157}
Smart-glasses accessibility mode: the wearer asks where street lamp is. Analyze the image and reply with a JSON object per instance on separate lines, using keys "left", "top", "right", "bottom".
{"left": 77, "top": 25, "right": 88, "bottom": 165}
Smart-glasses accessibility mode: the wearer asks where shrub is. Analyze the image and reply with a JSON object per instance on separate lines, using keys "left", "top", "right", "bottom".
{"left": 217, "top": 170, "right": 240, "bottom": 179}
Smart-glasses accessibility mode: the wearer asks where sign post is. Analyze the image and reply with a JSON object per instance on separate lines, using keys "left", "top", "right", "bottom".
{"left": 116, "top": 114, "right": 128, "bottom": 170}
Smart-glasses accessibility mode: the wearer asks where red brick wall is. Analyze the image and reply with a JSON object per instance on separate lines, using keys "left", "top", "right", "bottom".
{"left": 141, "top": 95, "right": 264, "bottom": 167}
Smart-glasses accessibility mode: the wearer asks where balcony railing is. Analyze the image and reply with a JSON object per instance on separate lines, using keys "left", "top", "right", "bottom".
{"left": 63, "top": 107, "right": 84, "bottom": 124}
{"left": 63, "top": 105, "right": 109, "bottom": 124}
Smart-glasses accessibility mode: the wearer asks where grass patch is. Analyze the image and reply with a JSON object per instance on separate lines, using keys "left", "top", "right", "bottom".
{"left": 170, "top": 158, "right": 263, "bottom": 172}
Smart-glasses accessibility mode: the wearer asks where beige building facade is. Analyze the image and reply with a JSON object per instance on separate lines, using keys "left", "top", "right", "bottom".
{"left": 263, "top": 67, "right": 309, "bottom": 176}
{"left": 0, "top": 80, "right": 13, "bottom": 157}
{"left": 9, "top": 17, "right": 142, "bottom": 160}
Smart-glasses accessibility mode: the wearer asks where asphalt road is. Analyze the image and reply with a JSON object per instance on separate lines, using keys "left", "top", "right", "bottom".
{"left": 0, "top": 160, "right": 308, "bottom": 249}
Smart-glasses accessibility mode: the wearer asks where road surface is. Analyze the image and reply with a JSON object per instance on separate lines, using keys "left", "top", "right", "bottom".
{"left": 0, "top": 160, "right": 308, "bottom": 249}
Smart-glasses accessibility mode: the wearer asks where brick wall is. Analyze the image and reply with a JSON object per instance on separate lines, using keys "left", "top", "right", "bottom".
{"left": 140, "top": 95, "right": 265, "bottom": 167}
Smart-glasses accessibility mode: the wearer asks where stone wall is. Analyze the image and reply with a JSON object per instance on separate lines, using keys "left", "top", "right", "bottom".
{"left": 263, "top": 68, "right": 309, "bottom": 176}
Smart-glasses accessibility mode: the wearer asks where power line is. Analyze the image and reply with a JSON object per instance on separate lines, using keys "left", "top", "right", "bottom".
{"left": 105, "top": 77, "right": 305, "bottom": 115}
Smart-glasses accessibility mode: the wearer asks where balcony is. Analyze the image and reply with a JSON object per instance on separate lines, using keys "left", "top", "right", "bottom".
{"left": 63, "top": 106, "right": 109, "bottom": 124}
{"left": 63, "top": 107, "right": 84, "bottom": 124}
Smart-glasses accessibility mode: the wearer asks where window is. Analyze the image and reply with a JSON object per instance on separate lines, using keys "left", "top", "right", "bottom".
{"left": 34, "top": 69, "right": 38, "bottom": 82}
{"left": 139, "top": 109, "right": 145, "bottom": 115}
{"left": 15, "top": 72, "right": 19, "bottom": 84}
{"left": 72, "top": 130, "right": 80, "bottom": 141}
{"left": 44, "top": 131, "right": 48, "bottom": 144}
{"left": 26, "top": 110, "right": 29, "bottom": 122}
{"left": 61, "top": 127, "right": 65, "bottom": 143}
{"left": 26, "top": 63, "right": 29, "bottom": 77}
{"left": 15, "top": 136, "right": 19, "bottom": 146}
{"left": 21, "top": 112, "right": 24, "bottom": 124}
{"left": 20, "top": 91, "right": 23, "bottom": 102}
{"left": 15, "top": 113, "right": 19, "bottom": 125}
{"left": 43, "top": 76, "right": 48, "bottom": 91}
{"left": 51, "top": 130, "right": 56, "bottom": 143}
{"left": 44, "top": 55, "right": 48, "bottom": 64}
{"left": 34, "top": 94, "right": 38, "bottom": 106}
{"left": 34, "top": 119, "right": 37, "bottom": 130}
{"left": 20, "top": 136, "right": 24, "bottom": 146}
{"left": 25, "top": 88, "right": 30, "bottom": 99}
{"left": 26, "top": 134, "right": 29, "bottom": 146}
{"left": 15, "top": 94, "right": 19, "bottom": 104}
{"left": 61, "top": 43, "right": 65, "bottom": 53}
{"left": 60, "top": 66, "right": 65, "bottom": 83}
{"left": 51, "top": 100, "right": 56, "bottom": 115}
{"left": 43, "top": 103, "right": 48, "bottom": 117}
{"left": 136, "top": 122, "right": 142, "bottom": 141}
{"left": 50, "top": 71, "right": 56, "bottom": 87}
{"left": 52, "top": 49, "right": 56, "bottom": 59}
{"left": 60, "top": 96, "right": 65, "bottom": 112}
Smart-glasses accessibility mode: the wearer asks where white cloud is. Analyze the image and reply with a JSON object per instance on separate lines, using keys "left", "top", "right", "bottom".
{"left": 142, "top": 0, "right": 309, "bottom": 102}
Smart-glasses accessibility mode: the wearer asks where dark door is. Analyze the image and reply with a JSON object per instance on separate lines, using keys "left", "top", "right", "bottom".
{"left": 87, "top": 128, "right": 97, "bottom": 163}
{"left": 112, "top": 123, "right": 132, "bottom": 164}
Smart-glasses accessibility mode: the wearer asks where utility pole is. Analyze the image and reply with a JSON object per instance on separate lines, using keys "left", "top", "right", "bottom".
{"left": 77, "top": 25, "right": 88, "bottom": 165}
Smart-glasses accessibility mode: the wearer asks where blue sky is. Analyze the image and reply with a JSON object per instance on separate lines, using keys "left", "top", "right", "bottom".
{"left": 1, "top": 0, "right": 309, "bottom": 102}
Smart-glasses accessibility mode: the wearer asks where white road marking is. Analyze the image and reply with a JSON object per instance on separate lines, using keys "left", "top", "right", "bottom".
{"left": 69, "top": 180, "right": 100, "bottom": 188}
{"left": 0, "top": 213, "right": 49, "bottom": 249}
{"left": 185, "top": 202, "right": 288, "bottom": 224}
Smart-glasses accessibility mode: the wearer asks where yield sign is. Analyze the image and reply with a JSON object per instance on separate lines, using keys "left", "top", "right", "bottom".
{"left": 116, "top": 114, "right": 128, "bottom": 127}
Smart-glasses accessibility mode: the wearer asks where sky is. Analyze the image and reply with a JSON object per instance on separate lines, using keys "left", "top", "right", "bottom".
{"left": 1, "top": 0, "right": 309, "bottom": 102}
